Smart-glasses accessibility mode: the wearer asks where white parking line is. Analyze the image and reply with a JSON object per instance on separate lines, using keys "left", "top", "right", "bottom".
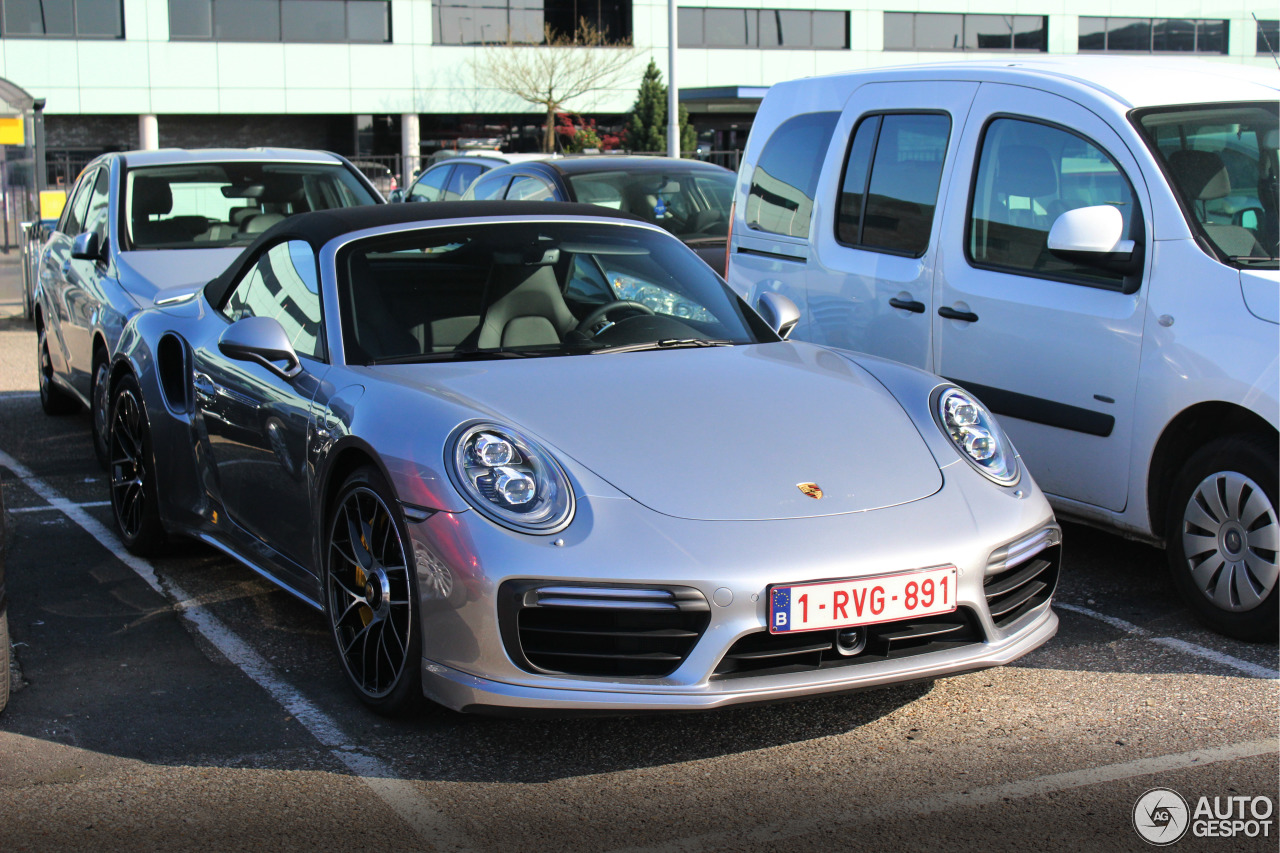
{"left": 9, "top": 500, "right": 110, "bottom": 513}
{"left": 1056, "top": 602, "right": 1280, "bottom": 681}
{"left": 607, "top": 739, "right": 1280, "bottom": 853}
{"left": 0, "top": 448, "right": 477, "bottom": 853}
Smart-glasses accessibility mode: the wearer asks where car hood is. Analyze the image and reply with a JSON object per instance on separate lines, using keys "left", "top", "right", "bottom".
{"left": 379, "top": 342, "right": 943, "bottom": 521}
{"left": 117, "top": 248, "right": 242, "bottom": 307}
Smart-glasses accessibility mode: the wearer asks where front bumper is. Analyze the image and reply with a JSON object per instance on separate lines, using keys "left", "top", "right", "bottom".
{"left": 423, "top": 604, "right": 1058, "bottom": 713}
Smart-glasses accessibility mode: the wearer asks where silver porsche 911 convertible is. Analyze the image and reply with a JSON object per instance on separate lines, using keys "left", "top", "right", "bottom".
{"left": 106, "top": 201, "right": 1061, "bottom": 715}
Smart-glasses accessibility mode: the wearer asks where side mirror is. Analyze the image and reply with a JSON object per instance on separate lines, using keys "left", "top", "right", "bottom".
{"left": 1047, "top": 205, "right": 1142, "bottom": 276}
{"left": 218, "top": 316, "right": 303, "bottom": 380}
{"left": 71, "top": 230, "right": 106, "bottom": 263}
{"left": 756, "top": 291, "right": 801, "bottom": 340}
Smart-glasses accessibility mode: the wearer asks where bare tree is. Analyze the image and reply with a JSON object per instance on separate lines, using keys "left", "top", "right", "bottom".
{"left": 471, "top": 20, "right": 637, "bottom": 153}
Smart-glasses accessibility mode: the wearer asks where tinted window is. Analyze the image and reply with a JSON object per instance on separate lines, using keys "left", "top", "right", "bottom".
{"left": 168, "top": 0, "right": 211, "bottom": 36}
{"left": 1259, "top": 20, "right": 1279, "bottom": 55}
{"left": 446, "top": 162, "right": 485, "bottom": 199}
{"left": 215, "top": 0, "right": 279, "bottom": 40}
{"left": 837, "top": 113, "right": 949, "bottom": 256}
{"left": 678, "top": 7, "right": 847, "bottom": 48}
{"left": 83, "top": 169, "right": 111, "bottom": 238}
{"left": 282, "top": 0, "right": 344, "bottom": 41}
{"left": 746, "top": 111, "right": 839, "bottom": 239}
{"left": 1079, "top": 17, "right": 1226, "bottom": 53}
{"left": 409, "top": 166, "right": 451, "bottom": 202}
{"left": 967, "top": 117, "right": 1142, "bottom": 288}
{"left": 346, "top": 0, "right": 388, "bottom": 41}
{"left": 222, "top": 240, "right": 324, "bottom": 359}
{"left": 884, "top": 12, "right": 1045, "bottom": 51}
{"left": 3, "top": 0, "right": 119, "bottom": 35}
{"left": 465, "top": 172, "right": 509, "bottom": 201}
{"left": 60, "top": 169, "right": 97, "bottom": 235}
{"left": 505, "top": 174, "right": 555, "bottom": 200}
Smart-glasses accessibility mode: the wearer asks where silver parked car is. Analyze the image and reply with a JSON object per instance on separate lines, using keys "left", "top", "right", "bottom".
{"left": 106, "top": 202, "right": 1061, "bottom": 715}
{"left": 34, "top": 148, "right": 382, "bottom": 465}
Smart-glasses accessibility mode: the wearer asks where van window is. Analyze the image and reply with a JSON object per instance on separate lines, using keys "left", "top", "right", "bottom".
{"left": 836, "top": 112, "right": 950, "bottom": 256}
{"left": 746, "top": 111, "right": 839, "bottom": 239}
{"left": 966, "top": 117, "right": 1142, "bottom": 288}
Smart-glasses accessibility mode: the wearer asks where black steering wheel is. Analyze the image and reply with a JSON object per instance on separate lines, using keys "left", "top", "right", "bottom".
{"left": 576, "top": 300, "right": 654, "bottom": 336}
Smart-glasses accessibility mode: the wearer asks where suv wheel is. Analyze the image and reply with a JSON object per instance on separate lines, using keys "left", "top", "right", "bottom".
{"left": 1165, "top": 435, "right": 1279, "bottom": 641}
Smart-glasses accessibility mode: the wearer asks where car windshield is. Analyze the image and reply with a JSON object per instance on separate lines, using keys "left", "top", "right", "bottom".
{"left": 126, "top": 162, "right": 378, "bottom": 250}
{"left": 565, "top": 169, "right": 735, "bottom": 242}
{"left": 337, "top": 221, "right": 774, "bottom": 364}
{"left": 1134, "top": 102, "right": 1279, "bottom": 268}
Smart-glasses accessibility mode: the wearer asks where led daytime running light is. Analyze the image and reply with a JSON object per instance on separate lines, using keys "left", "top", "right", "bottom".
{"left": 449, "top": 423, "right": 574, "bottom": 534}
{"left": 935, "top": 387, "right": 1019, "bottom": 485}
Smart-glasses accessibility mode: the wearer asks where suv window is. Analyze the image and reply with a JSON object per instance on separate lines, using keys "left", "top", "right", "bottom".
{"left": 506, "top": 174, "right": 555, "bottom": 200}
{"left": 746, "top": 111, "right": 839, "bottom": 239}
{"left": 222, "top": 240, "right": 324, "bottom": 360}
{"left": 836, "top": 112, "right": 950, "bottom": 256}
{"left": 466, "top": 172, "right": 509, "bottom": 200}
{"left": 446, "top": 162, "right": 485, "bottom": 199}
{"left": 967, "top": 117, "right": 1142, "bottom": 289}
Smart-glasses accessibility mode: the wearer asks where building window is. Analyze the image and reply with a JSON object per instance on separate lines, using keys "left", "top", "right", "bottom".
{"left": 883, "top": 13, "right": 1044, "bottom": 51}
{"left": 433, "top": 0, "right": 631, "bottom": 45}
{"left": 1078, "top": 18, "right": 1226, "bottom": 54}
{"left": 2, "top": 0, "right": 122, "bottom": 37}
{"left": 1258, "top": 20, "right": 1279, "bottom": 55}
{"left": 169, "top": 0, "right": 390, "bottom": 42}
{"left": 678, "top": 8, "right": 848, "bottom": 49}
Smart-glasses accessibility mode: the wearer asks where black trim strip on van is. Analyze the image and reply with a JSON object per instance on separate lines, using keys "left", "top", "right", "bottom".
{"left": 734, "top": 246, "right": 807, "bottom": 263}
{"left": 945, "top": 378, "right": 1115, "bottom": 438}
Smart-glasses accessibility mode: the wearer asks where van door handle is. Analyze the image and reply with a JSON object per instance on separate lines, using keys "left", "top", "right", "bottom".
{"left": 938, "top": 306, "right": 979, "bottom": 323}
{"left": 888, "top": 297, "right": 925, "bottom": 314}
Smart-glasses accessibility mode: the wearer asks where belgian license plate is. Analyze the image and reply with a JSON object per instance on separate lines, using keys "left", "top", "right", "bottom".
{"left": 769, "top": 565, "right": 957, "bottom": 634}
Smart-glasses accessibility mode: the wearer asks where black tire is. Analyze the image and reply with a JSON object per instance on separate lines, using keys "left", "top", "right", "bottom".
{"left": 324, "top": 466, "right": 423, "bottom": 715}
{"left": 1165, "top": 434, "right": 1279, "bottom": 642}
{"left": 37, "top": 322, "right": 77, "bottom": 416}
{"left": 108, "top": 373, "right": 168, "bottom": 556}
{"left": 91, "top": 353, "right": 111, "bottom": 470}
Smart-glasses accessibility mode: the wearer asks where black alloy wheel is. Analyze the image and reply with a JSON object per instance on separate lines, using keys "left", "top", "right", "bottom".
{"left": 325, "top": 467, "right": 422, "bottom": 715}
{"left": 37, "top": 323, "right": 77, "bottom": 416}
{"left": 1166, "top": 434, "right": 1279, "bottom": 642}
{"left": 108, "top": 374, "right": 167, "bottom": 556}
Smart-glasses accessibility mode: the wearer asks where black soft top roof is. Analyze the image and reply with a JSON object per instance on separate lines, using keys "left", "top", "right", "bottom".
{"left": 204, "top": 200, "right": 645, "bottom": 306}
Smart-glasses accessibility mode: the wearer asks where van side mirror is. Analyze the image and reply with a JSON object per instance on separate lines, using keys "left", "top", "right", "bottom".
{"left": 218, "top": 316, "right": 303, "bottom": 380}
{"left": 1047, "top": 205, "right": 1142, "bottom": 276}
{"left": 756, "top": 291, "right": 801, "bottom": 339}
{"left": 71, "top": 230, "right": 107, "bottom": 263}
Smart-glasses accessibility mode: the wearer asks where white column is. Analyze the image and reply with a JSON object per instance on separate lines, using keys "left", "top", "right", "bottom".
{"left": 667, "top": 0, "right": 679, "bottom": 158}
{"left": 138, "top": 114, "right": 159, "bottom": 150}
{"left": 401, "top": 113, "right": 420, "bottom": 184}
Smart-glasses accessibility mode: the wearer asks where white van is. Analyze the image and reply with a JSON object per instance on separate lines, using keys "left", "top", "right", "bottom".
{"left": 726, "top": 58, "right": 1278, "bottom": 640}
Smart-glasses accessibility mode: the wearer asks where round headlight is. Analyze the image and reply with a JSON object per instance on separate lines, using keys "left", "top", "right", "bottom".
{"left": 449, "top": 423, "right": 574, "bottom": 533}
{"left": 933, "top": 387, "right": 1019, "bottom": 485}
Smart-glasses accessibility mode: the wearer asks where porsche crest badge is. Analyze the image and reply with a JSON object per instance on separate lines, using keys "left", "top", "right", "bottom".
{"left": 797, "top": 482, "right": 823, "bottom": 499}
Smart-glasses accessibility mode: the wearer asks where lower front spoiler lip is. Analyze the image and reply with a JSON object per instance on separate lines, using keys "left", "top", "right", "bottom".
{"left": 421, "top": 606, "right": 1059, "bottom": 715}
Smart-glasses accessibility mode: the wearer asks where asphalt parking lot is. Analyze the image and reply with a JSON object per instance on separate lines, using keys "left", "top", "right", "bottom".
{"left": 0, "top": 258, "right": 1276, "bottom": 852}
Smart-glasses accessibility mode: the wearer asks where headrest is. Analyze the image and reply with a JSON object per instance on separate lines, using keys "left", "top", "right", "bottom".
{"left": 1168, "top": 150, "right": 1231, "bottom": 201}
{"left": 229, "top": 207, "right": 259, "bottom": 227}
{"left": 994, "top": 146, "right": 1058, "bottom": 198}
{"left": 243, "top": 212, "right": 285, "bottom": 234}
{"left": 132, "top": 177, "right": 173, "bottom": 217}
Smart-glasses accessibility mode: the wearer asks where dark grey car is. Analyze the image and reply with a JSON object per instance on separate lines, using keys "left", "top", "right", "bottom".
{"left": 461, "top": 156, "right": 736, "bottom": 275}
{"left": 34, "top": 148, "right": 382, "bottom": 466}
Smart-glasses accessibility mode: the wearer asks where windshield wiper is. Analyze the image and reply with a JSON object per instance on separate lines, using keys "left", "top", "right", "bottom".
{"left": 592, "top": 338, "right": 734, "bottom": 354}
{"left": 1228, "top": 255, "right": 1279, "bottom": 266}
{"left": 367, "top": 348, "right": 535, "bottom": 365}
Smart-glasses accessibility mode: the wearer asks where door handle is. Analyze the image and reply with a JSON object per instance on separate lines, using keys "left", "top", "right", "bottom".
{"left": 938, "top": 306, "right": 979, "bottom": 323}
{"left": 193, "top": 373, "right": 217, "bottom": 400}
{"left": 888, "top": 297, "right": 926, "bottom": 314}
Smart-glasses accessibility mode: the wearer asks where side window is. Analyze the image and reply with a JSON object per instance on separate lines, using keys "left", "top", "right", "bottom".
{"left": 836, "top": 112, "right": 950, "bottom": 256}
{"left": 222, "top": 240, "right": 325, "bottom": 360}
{"left": 446, "top": 162, "right": 484, "bottom": 200}
{"left": 82, "top": 169, "right": 112, "bottom": 239}
{"left": 967, "top": 117, "right": 1141, "bottom": 289}
{"left": 409, "top": 166, "right": 451, "bottom": 202}
{"left": 467, "top": 172, "right": 509, "bottom": 200}
{"left": 61, "top": 170, "right": 97, "bottom": 236}
{"left": 506, "top": 174, "right": 555, "bottom": 200}
{"left": 746, "top": 111, "right": 840, "bottom": 238}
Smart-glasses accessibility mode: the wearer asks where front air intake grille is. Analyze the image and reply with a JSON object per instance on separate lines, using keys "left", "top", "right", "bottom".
{"left": 984, "top": 540, "right": 1062, "bottom": 629}
{"left": 499, "top": 582, "right": 711, "bottom": 678}
{"left": 712, "top": 608, "right": 983, "bottom": 680}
